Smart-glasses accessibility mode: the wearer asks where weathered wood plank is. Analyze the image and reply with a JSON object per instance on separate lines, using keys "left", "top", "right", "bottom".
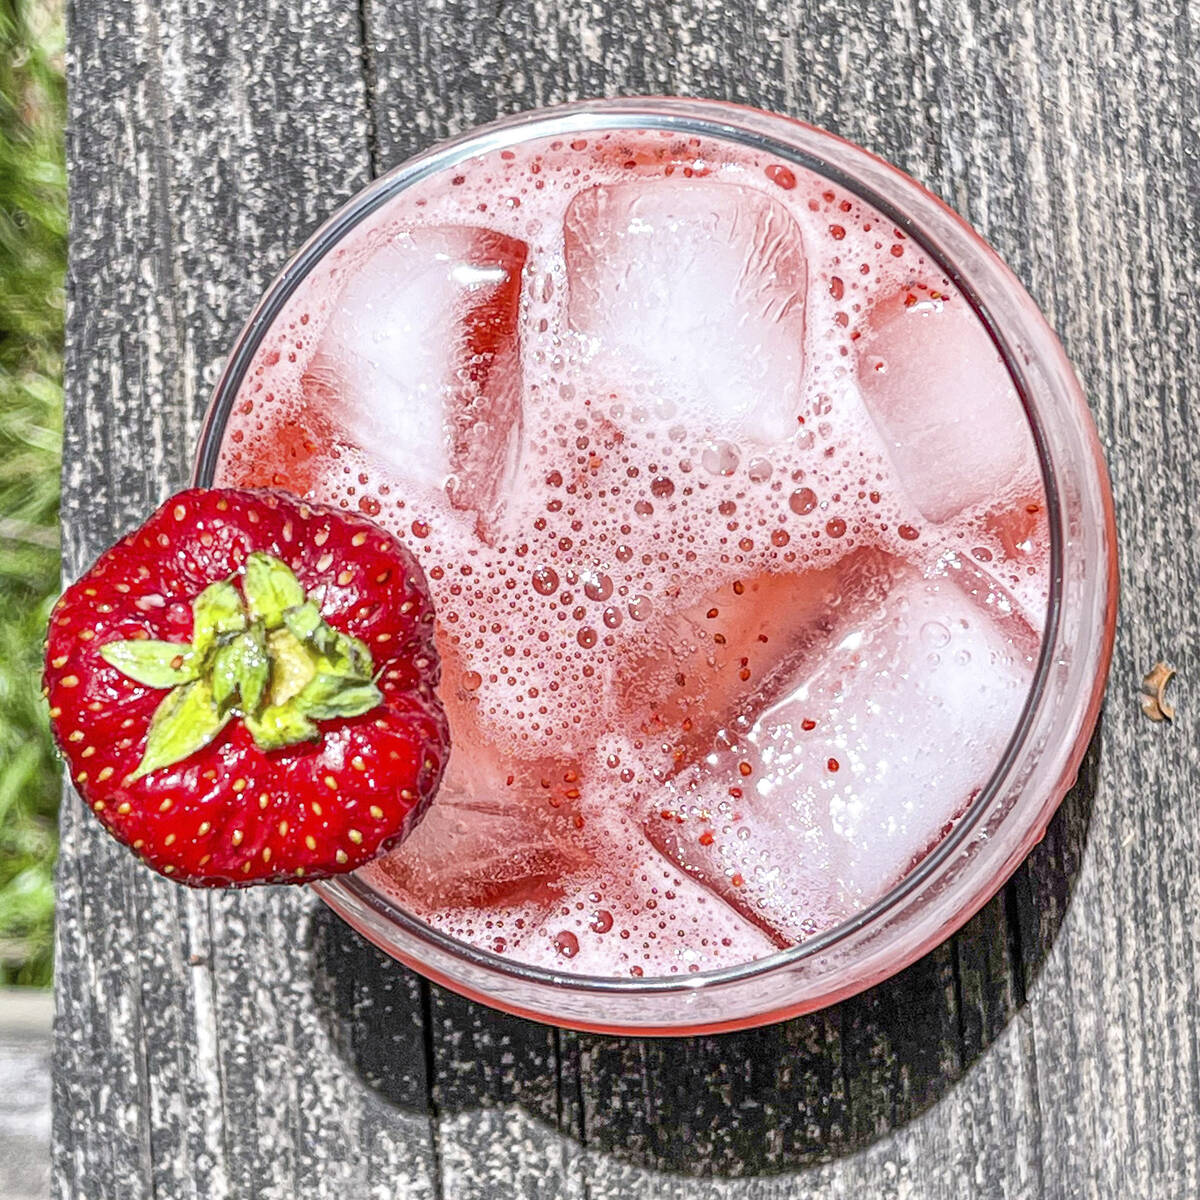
{"left": 361, "top": 0, "right": 1200, "bottom": 1197}
{"left": 57, "top": 3, "right": 438, "bottom": 1198}
{"left": 1005, "top": 0, "right": 1200, "bottom": 1195}
{"left": 59, "top": 0, "right": 1200, "bottom": 1196}
{"left": 362, "top": 3, "right": 1044, "bottom": 1198}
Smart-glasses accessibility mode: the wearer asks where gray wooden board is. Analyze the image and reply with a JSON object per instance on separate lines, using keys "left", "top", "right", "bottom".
{"left": 56, "top": 0, "right": 1198, "bottom": 1197}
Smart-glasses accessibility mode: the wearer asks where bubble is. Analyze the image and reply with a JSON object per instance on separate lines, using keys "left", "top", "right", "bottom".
{"left": 701, "top": 441, "right": 741, "bottom": 476}
{"left": 765, "top": 163, "right": 797, "bottom": 190}
{"left": 628, "top": 595, "right": 653, "bottom": 621}
{"left": 532, "top": 566, "right": 559, "bottom": 595}
{"left": 583, "top": 572, "right": 614, "bottom": 601}
{"left": 789, "top": 488, "right": 818, "bottom": 515}
{"left": 920, "top": 621, "right": 950, "bottom": 649}
{"left": 577, "top": 627, "right": 598, "bottom": 648}
{"left": 590, "top": 909, "right": 614, "bottom": 934}
{"left": 650, "top": 475, "right": 675, "bottom": 499}
{"left": 603, "top": 606, "right": 623, "bottom": 629}
{"left": 747, "top": 457, "right": 773, "bottom": 482}
{"left": 462, "top": 670, "right": 483, "bottom": 691}
{"left": 554, "top": 930, "right": 580, "bottom": 958}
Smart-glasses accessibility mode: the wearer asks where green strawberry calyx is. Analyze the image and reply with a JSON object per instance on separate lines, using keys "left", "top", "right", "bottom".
{"left": 99, "top": 553, "right": 382, "bottom": 781}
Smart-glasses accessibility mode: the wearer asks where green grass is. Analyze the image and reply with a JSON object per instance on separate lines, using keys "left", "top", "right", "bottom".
{"left": 0, "top": 0, "right": 66, "bottom": 988}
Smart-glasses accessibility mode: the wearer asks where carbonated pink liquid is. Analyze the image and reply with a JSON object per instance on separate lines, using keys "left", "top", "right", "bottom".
{"left": 216, "top": 129, "right": 1049, "bottom": 978}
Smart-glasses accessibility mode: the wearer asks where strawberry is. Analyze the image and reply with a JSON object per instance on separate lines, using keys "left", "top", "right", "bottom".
{"left": 43, "top": 487, "right": 448, "bottom": 886}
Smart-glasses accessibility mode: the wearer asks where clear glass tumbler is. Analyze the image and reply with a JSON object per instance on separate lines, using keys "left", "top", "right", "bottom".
{"left": 195, "top": 98, "right": 1118, "bottom": 1035}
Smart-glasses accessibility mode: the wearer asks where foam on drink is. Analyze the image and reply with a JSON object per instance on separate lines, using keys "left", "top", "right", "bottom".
{"left": 215, "top": 129, "right": 1050, "bottom": 977}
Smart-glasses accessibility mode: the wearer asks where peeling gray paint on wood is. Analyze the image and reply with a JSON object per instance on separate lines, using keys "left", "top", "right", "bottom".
{"left": 58, "top": 0, "right": 1198, "bottom": 1197}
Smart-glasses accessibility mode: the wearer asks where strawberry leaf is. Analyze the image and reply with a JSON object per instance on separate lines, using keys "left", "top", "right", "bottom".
{"left": 294, "top": 673, "right": 383, "bottom": 720}
{"left": 283, "top": 599, "right": 373, "bottom": 681}
{"left": 282, "top": 600, "right": 322, "bottom": 642}
{"left": 212, "top": 623, "right": 269, "bottom": 715}
{"left": 192, "top": 579, "right": 246, "bottom": 657}
{"left": 244, "top": 703, "right": 319, "bottom": 752}
{"left": 244, "top": 553, "right": 305, "bottom": 629}
{"left": 129, "top": 679, "right": 229, "bottom": 782}
{"left": 108, "top": 552, "right": 383, "bottom": 764}
{"left": 264, "top": 627, "right": 316, "bottom": 706}
{"left": 100, "top": 639, "right": 197, "bottom": 689}
{"left": 236, "top": 622, "right": 270, "bottom": 714}
{"left": 311, "top": 624, "right": 375, "bottom": 681}
{"left": 242, "top": 672, "right": 380, "bottom": 751}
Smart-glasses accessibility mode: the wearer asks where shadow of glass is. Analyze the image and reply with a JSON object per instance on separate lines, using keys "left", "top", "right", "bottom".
{"left": 310, "top": 722, "right": 1101, "bottom": 1177}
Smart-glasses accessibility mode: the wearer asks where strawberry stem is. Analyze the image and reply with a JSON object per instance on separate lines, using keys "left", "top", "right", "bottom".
{"left": 101, "top": 554, "right": 382, "bottom": 779}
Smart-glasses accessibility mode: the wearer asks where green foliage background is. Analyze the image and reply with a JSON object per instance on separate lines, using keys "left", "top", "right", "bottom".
{"left": 0, "top": 0, "right": 66, "bottom": 987}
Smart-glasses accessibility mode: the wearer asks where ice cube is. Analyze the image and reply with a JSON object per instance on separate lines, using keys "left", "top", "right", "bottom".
{"left": 642, "top": 558, "right": 1036, "bottom": 945}
{"left": 308, "top": 225, "right": 527, "bottom": 517}
{"left": 644, "top": 795, "right": 858, "bottom": 947}
{"left": 976, "top": 493, "right": 1052, "bottom": 625}
{"left": 563, "top": 180, "right": 808, "bottom": 445}
{"left": 984, "top": 494, "right": 1046, "bottom": 562}
{"left": 619, "top": 548, "right": 897, "bottom": 777}
{"left": 367, "top": 645, "right": 589, "bottom": 912}
{"left": 499, "top": 843, "right": 780, "bottom": 976}
{"left": 368, "top": 738, "right": 589, "bottom": 912}
{"left": 935, "top": 548, "right": 1043, "bottom": 662}
{"left": 855, "top": 288, "right": 1038, "bottom": 524}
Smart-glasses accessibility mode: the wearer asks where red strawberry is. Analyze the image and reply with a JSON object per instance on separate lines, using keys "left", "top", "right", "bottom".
{"left": 43, "top": 487, "right": 449, "bottom": 886}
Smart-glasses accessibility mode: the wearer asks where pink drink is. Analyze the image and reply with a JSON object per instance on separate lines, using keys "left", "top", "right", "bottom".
{"left": 214, "top": 126, "right": 1051, "bottom": 980}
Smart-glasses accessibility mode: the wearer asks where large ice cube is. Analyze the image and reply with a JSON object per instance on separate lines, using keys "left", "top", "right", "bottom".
{"left": 368, "top": 640, "right": 589, "bottom": 912}
{"left": 642, "top": 558, "right": 1037, "bottom": 945}
{"left": 855, "top": 288, "right": 1037, "bottom": 524}
{"left": 975, "top": 491, "right": 1052, "bottom": 626}
{"left": 618, "top": 548, "right": 896, "bottom": 775}
{"left": 563, "top": 180, "right": 808, "bottom": 445}
{"left": 498, "top": 842, "right": 780, "bottom": 976}
{"left": 368, "top": 734, "right": 589, "bottom": 912}
{"left": 307, "top": 225, "right": 527, "bottom": 517}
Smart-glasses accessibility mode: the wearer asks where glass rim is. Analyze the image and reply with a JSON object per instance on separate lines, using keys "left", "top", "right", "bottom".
{"left": 195, "top": 95, "right": 1093, "bottom": 997}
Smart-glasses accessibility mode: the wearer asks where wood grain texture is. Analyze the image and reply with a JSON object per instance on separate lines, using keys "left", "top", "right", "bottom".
{"left": 58, "top": 0, "right": 1198, "bottom": 1198}
{"left": 58, "top": 4, "right": 437, "bottom": 1199}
